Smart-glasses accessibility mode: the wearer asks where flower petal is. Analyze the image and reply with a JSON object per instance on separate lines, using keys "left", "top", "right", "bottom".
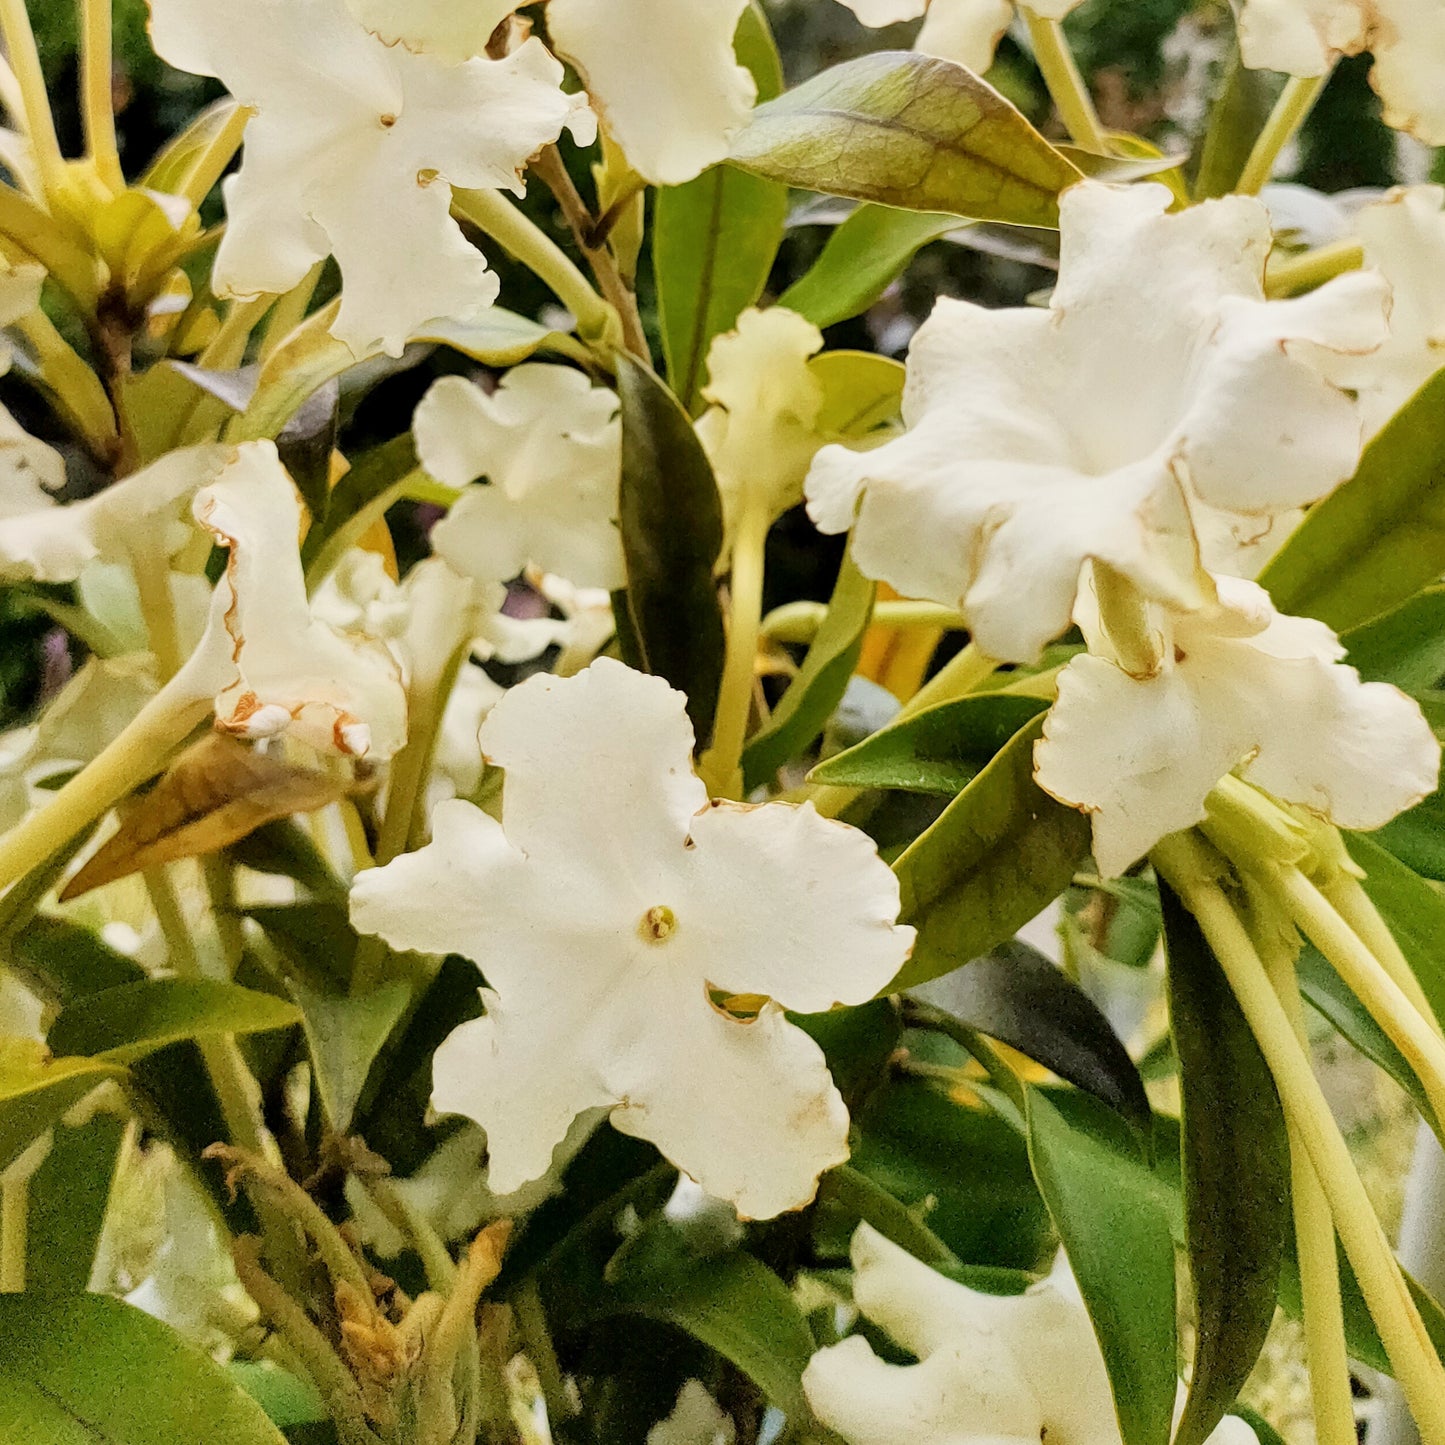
{"left": 345, "top": 0, "right": 515, "bottom": 60}
{"left": 916, "top": 0, "right": 1016, "bottom": 71}
{"left": 834, "top": 0, "right": 928, "bottom": 23}
{"left": 682, "top": 799, "right": 913, "bottom": 1011}
{"left": 547, "top": 0, "right": 756, "bottom": 186}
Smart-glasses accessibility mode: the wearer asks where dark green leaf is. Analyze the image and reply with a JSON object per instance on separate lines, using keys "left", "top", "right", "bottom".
{"left": 727, "top": 51, "right": 1082, "bottom": 226}
{"left": 1162, "top": 885, "right": 1290, "bottom": 1445}
{"left": 818, "top": 1163, "right": 960, "bottom": 1269}
{"left": 1342, "top": 586, "right": 1445, "bottom": 691}
{"left": 940, "top": 940, "right": 1150, "bottom": 1135}
{"left": 300, "top": 434, "right": 418, "bottom": 580}
{"left": 743, "top": 552, "right": 875, "bottom": 791}
{"left": 779, "top": 206, "right": 963, "bottom": 330}
{"left": 49, "top": 979, "right": 301, "bottom": 1065}
{"left": 1376, "top": 791, "right": 1445, "bottom": 884}
{"left": 1192, "top": 55, "right": 1284, "bottom": 201}
{"left": 812, "top": 693, "right": 1048, "bottom": 794}
{"left": 228, "top": 821, "right": 348, "bottom": 902}
{"left": 655, "top": 2, "right": 788, "bottom": 410}
{"left": 290, "top": 979, "right": 410, "bottom": 1133}
{"left": 1026, "top": 1088, "right": 1178, "bottom": 1445}
{"left": 275, "top": 377, "right": 340, "bottom": 525}
{"left": 0, "top": 1041, "right": 126, "bottom": 1172}
{"left": 0, "top": 1293, "right": 287, "bottom": 1444}
{"left": 1261, "top": 367, "right": 1445, "bottom": 632}
{"left": 891, "top": 714, "right": 1092, "bottom": 990}
{"left": 615, "top": 353, "right": 727, "bottom": 739}
{"left": 3, "top": 915, "right": 144, "bottom": 1008}
{"left": 26, "top": 1110, "right": 127, "bottom": 1292}
{"left": 249, "top": 902, "right": 356, "bottom": 992}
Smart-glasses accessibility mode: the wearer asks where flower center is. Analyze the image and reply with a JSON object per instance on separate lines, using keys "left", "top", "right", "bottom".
{"left": 639, "top": 905, "right": 678, "bottom": 944}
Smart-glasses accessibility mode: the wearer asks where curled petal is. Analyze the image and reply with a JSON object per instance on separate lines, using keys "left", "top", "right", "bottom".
{"left": 344, "top": 0, "right": 515, "bottom": 60}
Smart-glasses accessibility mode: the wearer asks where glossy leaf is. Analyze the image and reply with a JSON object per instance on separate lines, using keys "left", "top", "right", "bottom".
{"left": 1376, "top": 791, "right": 1445, "bottom": 884}
{"left": 27, "top": 1110, "right": 127, "bottom": 1291}
{"left": 1026, "top": 1088, "right": 1178, "bottom": 1445}
{"left": 889, "top": 714, "right": 1091, "bottom": 990}
{"left": 655, "top": 2, "right": 789, "bottom": 410}
{"left": 811, "top": 350, "right": 906, "bottom": 438}
{"left": 819, "top": 1162, "right": 960, "bottom": 1269}
{"left": 1342, "top": 586, "right": 1445, "bottom": 692}
{"left": 812, "top": 693, "right": 1048, "bottom": 794}
{"left": 1261, "top": 367, "right": 1445, "bottom": 632}
{"left": 942, "top": 940, "right": 1150, "bottom": 1135}
{"left": 275, "top": 376, "right": 340, "bottom": 525}
{"left": 1162, "top": 885, "right": 1290, "bottom": 1445}
{"left": 226, "top": 307, "right": 354, "bottom": 446}
{"left": 743, "top": 551, "right": 875, "bottom": 791}
{"left": 417, "top": 310, "right": 586, "bottom": 368}
{"left": 49, "top": 979, "right": 301, "bottom": 1065}
{"left": 0, "top": 1040, "right": 125, "bottom": 1172}
{"left": 0, "top": 1293, "right": 288, "bottom": 1445}
{"left": 300, "top": 433, "right": 419, "bottom": 584}
{"left": 3, "top": 915, "right": 145, "bottom": 1007}
{"left": 290, "top": 978, "right": 410, "bottom": 1132}
{"left": 780, "top": 205, "right": 963, "bottom": 330}
{"left": 727, "top": 51, "right": 1082, "bottom": 226}
{"left": 615, "top": 352, "right": 727, "bottom": 739}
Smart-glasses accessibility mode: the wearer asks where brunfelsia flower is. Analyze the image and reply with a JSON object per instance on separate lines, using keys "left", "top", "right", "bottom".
{"left": 344, "top": 0, "right": 513, "bottom": 63}
{"left": 1238, "top": 0, "right": 1445, "bottom": 144}
{"left": 1034, "top": 573, "right": 1441, "bottom": 878}
{"left": 421, "top": 364, "right": 626, "bottom": 591}
{"left": 834, "top": 0, "right": 1086, "bottom": 73}
{"left": 178, "top": 442, "right": 408, "bottom": 760}
{"left": 804, "top": 1225, "right": 1259, "bottom": 1445}
{"left": 146, "top": 0, "right": 593, "bottom": 357}
{"left": 805, "top": 181, "right": 1389, "bottom": 664}
{"left": 350, "top": 658, "right": 914, "bottom": 1218}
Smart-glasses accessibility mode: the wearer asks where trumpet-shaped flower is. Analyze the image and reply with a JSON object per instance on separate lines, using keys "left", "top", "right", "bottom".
{"left": 1034, "top": 574, "right": 1441, "bottom": 877}
{"left": 350, "top": 658, "right": 913, "bottom": 1218}
{"left": 804, "top": 1225, "right": 1258, "bottom": 1445}
{"left": 146, "top": 0, "right": 593, "bottom": 357}
{"left": 805, "top": 182, "right": 1389, "bottom": 663}
{"left": 345, "top": 0, "right": 514, "bottom": 61}
{"left": 546, "top": 0, "right": 755, "bottom": 186}
{"left": 422, "top": 365, "right": 626, "bottom": 591}
{"left": 695, "top": 308, "right": 826, "bottom": 552}
{"left": 179, "top": 443, "right": 408, "bottom": 759}
{"left": 1238, "top": 0, "right": 1445, "bottom": 144}
{"left": 0, "top": 444, "right": 230, "bottom": 584}
{"left": 834, "top": 0, "right": 1085, "bottom": 74}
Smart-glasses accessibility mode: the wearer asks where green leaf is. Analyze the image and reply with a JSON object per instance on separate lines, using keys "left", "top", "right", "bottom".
{"left": 227, "top": 1363, "right": 328, "bottom": 1432}
{"left": 780, "top": 206, "right": 963, "bottom": 330}
{"left": 290, "top": 979, "right": 410, "bottom": 1133}
{"left": 890, "top": 714, "right": 1092, "bottom": 990}
{"left": 27, "top": 1110, "right": 127, "bottom": 1291}
{"left": 615, "top": 353, "right": 727, "bottom": 740}
{"left": 1260, "top": 367, "right": 1445, "bottom": 632}
{"left": 1161, "top": 885, "right": 1291, "bottom": 1445}
{"left": 743, "top": 552, "right": 875, "bottom": 791}
{"left": 942, "top": 940, "right": 1151, "bottom": 1135}
{"left": 1376, "top": 790, "right": 1445, "bottom": 884}
{"left": 226, "top": 309, "right": 355, "bottom": 447}
{"left": 0, "top": 1293, "right": 288, "bottom": 1444}
{"left": 275, "top": 377, "right": 340, "bottom": 526}
{"left": 248, "top": 902, "right": 356, "bottom": 992}
{"left": 818, "top": 1162, "right": 960, "bottom": 1270}
{"left": 415, "top": 310, "right": 585, "bottom": 369}
{"left": 655, "top": 2, "right": 789, "bottom": 410}
{"left": 300, "top": 434, "right": 419, "bottom": 585}
{"left": 0, "top": 1040, "right": 126, "bottom": 1172}
{"left": 811, "top": 694, "right": 1049, "bottom": 794}
{"left": 1341, "top": 586, "right": 1445, "bottom": 691}
{"left": 811, "top": 350, "right": 906, "bottom": 438}
{"left": 3, "top": 915, "right": 145, "bottom": 1008}
{"left": 727, "top": 51, "right": 1082, "bottom": 226}
{"left": 48, "top": 979, "right": 301, "bottom": 1065}
{"left": 1026, "top": 1088, "right": 1178, "bottom": 1445}
{"left": 1193, "top": 55, "right": 1285, "bottom": 201}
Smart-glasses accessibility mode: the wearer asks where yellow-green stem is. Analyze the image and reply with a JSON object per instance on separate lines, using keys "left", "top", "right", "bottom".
{"left": 1266, "top": 238, "right": 1364, "bottom": 298}
{"left": 259, "top": 260, "right": 325, "bottom": 362}
{"left": 1094, "top": 562, "right": 1164, "bottom": 678}
{"left": 1154, "top": 835, "right": 1445, "bottom": 1445}
{"left": 1023, "top": 10, "right": 1108, "bottom": 155}
{"left": 198, "top": 293, "right": 274, "bottom": 372}
{"left": 80, "top": 0, "right": 123, "bottom": 193}
{"left": 14, "top": 308, "right": 119, "bottom": 459}
{"left": 703, "top": 507, "right": 771, "bottom": 799}
{"left": 0, "top": 1171, "right": 25, "bottom": 1291}
{"left": 1326, "top": 873, "right": 1440, "bottom": 1031}
{"left": 0, "top": 0, "right": 66, "bottom": 200}
{"left": 132, "top": 548, "right": 184, "bottom": 680}
{"left": 1237, "top": 72, "right": 1331, "bottom": 196}
{"left": 178, "top": 103, "right": 251, "bottom": 211}
{"left": 764, "top": 598, "right": 965, "bottom": 646}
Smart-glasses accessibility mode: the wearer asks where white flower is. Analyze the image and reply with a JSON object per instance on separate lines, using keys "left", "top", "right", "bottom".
{"left": 647, "top": 1381, "right": 736, "bottom": 1445}
{"left": 804, "top": 1225, "right": 1259, "bottom": 1445}
{"left": 350, "top": 658, "right": 913, "bottom": 1218}
{"left": 422, "top": 365, "right": 626, "bottom": 591}
{"left": 1034, "top": 574, "right": 1441, "bottom": 878}
{"left": 177, "top": 443, "right": 408, "bottom": 759}
{"left": 695, "top": 308, "right": 826, "bottom": 553}
{"left": 146, "top": 0, "right": 593, "bottom": 357}
{"left": 805, "top": 182, "right": 1389, "bottom": 664}
{"left": 1332, "top": 186, "right": 1445, "bottom": 436}
{"left": 0, "top": 443, "right": 231, "bottom": 584}
{"left": 1237, "top": 0, "right": 1445, "bottom": 144}
{"left": 344, "top": 0, "right": 514, "bottom": 62}
{"left": 546, "top": 0, "right": 755, "bottom": 187}
{"left": 834, "top": 0, "right": 1086, "bottom": 74}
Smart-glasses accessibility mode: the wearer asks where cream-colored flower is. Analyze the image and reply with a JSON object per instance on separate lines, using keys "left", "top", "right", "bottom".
{"left": 834, "top": 0, "right": 1085, "bottom": 74}
{"left": 344, "top": 0, "right": 513, "bottom": 61}
{"left": 806, "top": 182, "right": 1389, "bottom": 663}
{"left": 0, "top": 444, "right": 230, "bottom": 584}
{"left": 351, "top": 658, "right": 913, "bottom": 1218}
{"left": 546, "top": 0, "right": 755, "bottom": 187}
{"left": 176, "top": 443, "right": 408, "bottom": 759}
{"left": 647, "top": 1382, "right": 737, "bottom": 1445}
{"left": 422, "top": 365, "right": 626, "bottom": 591}
{"left": 804, "top": 1225, "right": 1259, "bottom": 1445}
{"left": 146, "top": 0, "right": 593, "bottom": 356}
{"left": 1238, "top": 0, "right": 1445, "bottom": 144}
{"left": 695, "top": 308, "right": 825, "bottom": 553}
{"left": 1034, "top": 574, "right": 1440, "bottom": 878}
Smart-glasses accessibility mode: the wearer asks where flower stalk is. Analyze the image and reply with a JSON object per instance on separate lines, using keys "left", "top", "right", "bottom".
{"left": 80, "top": 0, "right": 124, "bottom": 193}
{"left": 1237, "top": 72, "right": 1332, "bottom": 196}
{"left": 0, "top": 0, "right": 66, "bottom": 202}
{"left": 1022, "top": 10, "right": 1109, "bottom": 155}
